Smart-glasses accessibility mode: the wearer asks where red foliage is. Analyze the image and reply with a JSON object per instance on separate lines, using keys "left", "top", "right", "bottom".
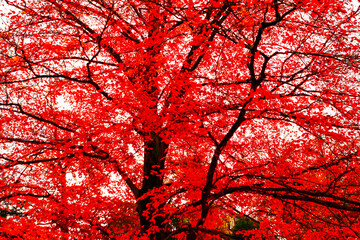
{"left": 1, "top": 0, "right": 360, "bottom": 239}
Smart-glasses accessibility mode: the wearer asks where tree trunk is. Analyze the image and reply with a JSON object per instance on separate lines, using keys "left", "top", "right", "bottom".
{"left": 138, "top": 131, "right": 168, "bottom": 239}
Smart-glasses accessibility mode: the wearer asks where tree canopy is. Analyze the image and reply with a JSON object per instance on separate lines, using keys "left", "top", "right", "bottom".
{"left": 1, "top": 0, "right": 360, "bottom": 239}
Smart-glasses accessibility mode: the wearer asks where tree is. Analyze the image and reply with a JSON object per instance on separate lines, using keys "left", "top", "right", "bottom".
{"left": 0, "top": 0, "right": 360, "bottom": 239}
{"left": 232, "top": 215, "right": 259, "bottom": 239}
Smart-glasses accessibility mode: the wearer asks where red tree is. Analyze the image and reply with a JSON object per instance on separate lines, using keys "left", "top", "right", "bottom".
{"left": 1, "top": 0, "right": 360, "bottom": 239}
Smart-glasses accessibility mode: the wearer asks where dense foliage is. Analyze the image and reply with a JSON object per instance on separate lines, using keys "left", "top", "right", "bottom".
{"left": 1, "top": 0, "right": 360, "bottom": 239}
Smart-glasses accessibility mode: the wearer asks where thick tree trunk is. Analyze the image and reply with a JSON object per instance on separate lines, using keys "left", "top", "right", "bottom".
{"left": 137, "top": 132, "right": 168, "bottom": 239}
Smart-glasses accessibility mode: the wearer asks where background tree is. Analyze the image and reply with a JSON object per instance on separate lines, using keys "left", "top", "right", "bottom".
{"left": 232, "top": 215, "right": 259, "bottom": 238}
{"left": 0, "top": 0, "right": 360, "bottom": 239}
